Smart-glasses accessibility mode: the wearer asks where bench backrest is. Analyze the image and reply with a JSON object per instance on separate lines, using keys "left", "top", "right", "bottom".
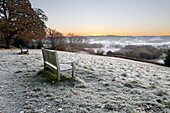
{"left": 42, "top": 48, "right": 59, "bottom": 68}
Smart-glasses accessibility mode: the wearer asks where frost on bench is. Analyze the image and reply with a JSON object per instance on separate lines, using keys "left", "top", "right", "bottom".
{"left": 41, "top": 48, "right": 76, "bottom": 80}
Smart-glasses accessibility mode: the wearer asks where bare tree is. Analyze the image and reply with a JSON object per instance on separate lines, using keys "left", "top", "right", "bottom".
{"left": 66, "top": 33, "right": 89, "bottom": 51}
{"left": 46, "top": 28, "right": 63, "bottom": 50}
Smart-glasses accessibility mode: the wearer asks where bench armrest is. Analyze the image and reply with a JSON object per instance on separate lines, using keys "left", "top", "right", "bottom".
{"left": 59, "top": 61, "right": 75, "bottom": 64}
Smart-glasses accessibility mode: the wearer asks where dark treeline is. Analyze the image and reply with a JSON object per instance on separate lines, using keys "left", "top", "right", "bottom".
{"left": 107, "top": 45, "right": 163, "bottom": 59}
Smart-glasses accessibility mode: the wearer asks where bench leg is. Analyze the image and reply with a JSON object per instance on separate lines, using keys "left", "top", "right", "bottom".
{"left": 44, "top": 63, "right": 46, "bottom": 69}
{"left": 57, "top": 71, "right": 61, "bottom": 80}
{"left": 72, "top": 63, "right": 75, "bottom": 78}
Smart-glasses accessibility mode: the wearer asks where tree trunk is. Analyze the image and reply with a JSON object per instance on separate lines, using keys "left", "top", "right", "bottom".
{"left": 5, "top": 37, "right": 11, "bottom": 49}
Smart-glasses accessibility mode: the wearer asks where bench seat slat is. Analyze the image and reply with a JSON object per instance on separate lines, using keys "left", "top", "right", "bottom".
{"left": 45, "top": 61, "right": 72, "bottom": 71}
{"left": 22, "top": 49, "right": 28, "bottom": 52}
{"left": 60, "top": 64, "right": 72, "bottom": 71}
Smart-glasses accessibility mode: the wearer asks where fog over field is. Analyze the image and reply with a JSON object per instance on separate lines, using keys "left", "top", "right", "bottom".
{"left": 88, "top": 36, "right": 170, "bottom": 48}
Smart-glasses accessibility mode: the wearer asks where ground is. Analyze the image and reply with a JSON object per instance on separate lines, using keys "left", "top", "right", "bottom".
{"left": 0, "top": 49, "right": 170, "bottom": 113}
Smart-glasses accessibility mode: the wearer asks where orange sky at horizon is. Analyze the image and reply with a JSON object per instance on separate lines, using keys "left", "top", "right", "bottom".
{"left": 56, "top": 29, "right": 170, "bottom": 36}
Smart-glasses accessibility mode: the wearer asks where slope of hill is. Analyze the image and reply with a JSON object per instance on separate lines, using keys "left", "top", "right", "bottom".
{"left": 0, "top": 49, "right": 169, "bottom": 113}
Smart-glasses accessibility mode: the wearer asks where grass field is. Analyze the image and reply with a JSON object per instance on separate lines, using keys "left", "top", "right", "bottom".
{"left": 0, "top": 49, "right": 169, "bottom": 113}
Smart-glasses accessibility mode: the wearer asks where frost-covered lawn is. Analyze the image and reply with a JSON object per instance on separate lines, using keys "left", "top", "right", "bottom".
{"left": 0, "top": 49, "right": 170, "bottom": 113}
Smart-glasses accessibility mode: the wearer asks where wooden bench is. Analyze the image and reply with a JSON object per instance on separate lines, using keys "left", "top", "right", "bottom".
{"left": 41, "top": 48, "right": 76, "bottom": 80}
{"left": 19, "top": 45, "right": 29, "bottom": 54}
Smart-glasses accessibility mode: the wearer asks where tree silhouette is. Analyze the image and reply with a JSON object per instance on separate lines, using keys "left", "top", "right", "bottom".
{"left": 67, "top": 33, "right": 89, "bottom": 52}
{"left": 46, "top": 28, "right": 63, "bottom": 50}
{"left": 164, "top": 50, "right": 170, "bottom": 67}
{"left": 0, "top": 0, "right": 47, "bottom": 48}
{"left": 57, "top": 40, "right": 66, "bottom": 51}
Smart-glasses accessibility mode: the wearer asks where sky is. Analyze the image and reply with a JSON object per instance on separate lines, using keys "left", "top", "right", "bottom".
{"left": 30, "top": 0, "right": 170, "bottom": 36}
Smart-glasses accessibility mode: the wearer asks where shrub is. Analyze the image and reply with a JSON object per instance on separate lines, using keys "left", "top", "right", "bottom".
{"left": 57, "top": 40, "right": 66, "bottom": 51}
{"left": 107, "top": 51, "right": 113, "bottom": 55}
{"left": 107, "top": 51, "right": 124, "bottom": 56}
{"left": 96, "top": 49, "right": 105, "bottom": 55}
{"left": 164, "top": 49, "right": 170, "bottom": 67}
{"left": 139, "top": 51, "right": 152, "bottom": 59}
{"left": 85, "top": 48, "right": 95, "bottom": 54}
